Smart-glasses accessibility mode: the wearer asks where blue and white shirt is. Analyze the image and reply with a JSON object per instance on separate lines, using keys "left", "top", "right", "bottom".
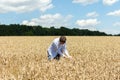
{"left": 47, "top": 37, "right": 70, "bottom": 59}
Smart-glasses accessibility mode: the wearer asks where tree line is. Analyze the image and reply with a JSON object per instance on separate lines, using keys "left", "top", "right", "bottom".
{"left": 0, "top": 24, "right": 115, "bottom": 36}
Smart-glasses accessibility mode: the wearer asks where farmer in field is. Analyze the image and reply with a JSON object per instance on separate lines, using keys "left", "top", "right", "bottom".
{"left": 47, "top": 36, "right": 72, "bottom": 60}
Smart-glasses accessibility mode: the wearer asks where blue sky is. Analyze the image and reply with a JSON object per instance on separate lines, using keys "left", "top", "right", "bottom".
{"left": 0, "top": 0, "right": 120, "bottom": 34}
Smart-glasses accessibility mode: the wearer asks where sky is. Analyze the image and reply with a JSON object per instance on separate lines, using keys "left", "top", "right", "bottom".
{"left": 0, "top": 0, "right": 120, "bottom": 34}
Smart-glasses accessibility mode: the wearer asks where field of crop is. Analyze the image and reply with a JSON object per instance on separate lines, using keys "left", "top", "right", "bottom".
{"left": 0, "top": 36, "right": 119, "bottom": 80}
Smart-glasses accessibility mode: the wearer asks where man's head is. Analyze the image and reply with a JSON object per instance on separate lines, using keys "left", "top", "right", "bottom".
{"left": 59, "top": 36, "right": 66, "bottom": 44}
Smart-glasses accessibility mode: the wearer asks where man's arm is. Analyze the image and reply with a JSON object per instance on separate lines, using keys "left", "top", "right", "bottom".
{"left": 57, "top": 48, "right": 65, "bottom": 57}
{"left": 62, "top": 44, "right": 72, "bottom": 58}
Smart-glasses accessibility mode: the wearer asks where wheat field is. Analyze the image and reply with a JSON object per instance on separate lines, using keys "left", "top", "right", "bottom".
{"left": 0, "top": 36, "right": 120, "bottom": 80}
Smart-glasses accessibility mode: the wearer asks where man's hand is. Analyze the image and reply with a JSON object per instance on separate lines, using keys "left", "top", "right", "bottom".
{"left": 63, "top": 55, "right": 72, "bottom": 59}
{"left": 68, "top": 56, "right": 72, "bottom": 59}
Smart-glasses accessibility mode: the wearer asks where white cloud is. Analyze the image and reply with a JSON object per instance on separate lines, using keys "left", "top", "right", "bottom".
{"left": 103, "top": 0, "right": 119, "bottom": 6}
{"left": 86, "top": 11, "right": 99, "bottom": 17}
{"left": 72, "top": 0, "right": 98, "bottom": 5}
{"left": 107, "top": 9, "right": 120, "bottom": 16}
{"left": 0, "top": 0, "right": 53, "bottom": 13}
{"left": 22, "top": 13, "right": 73, "bottom": 27}
{"left": 76, "top": 19, "right": 100, "bottom": 30}
{"left": 113, "top": 22, "right": 120, "bottom": 26}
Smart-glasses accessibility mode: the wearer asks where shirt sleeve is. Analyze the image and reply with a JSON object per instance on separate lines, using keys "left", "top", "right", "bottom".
{"left": 62, "top": 44, "right": 70, "bottom": 57}
{"left": 64, "top": 49, "right": 70, "bottom": 57}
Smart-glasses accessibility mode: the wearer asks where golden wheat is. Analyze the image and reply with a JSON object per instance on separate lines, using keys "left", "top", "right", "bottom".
{"left": 0, "top": 36, "right": 120, "bottom": 80}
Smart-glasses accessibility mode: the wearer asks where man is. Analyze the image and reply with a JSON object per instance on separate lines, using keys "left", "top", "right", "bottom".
{"left": 47, "top": 36, "right": 72, "bottom": 60}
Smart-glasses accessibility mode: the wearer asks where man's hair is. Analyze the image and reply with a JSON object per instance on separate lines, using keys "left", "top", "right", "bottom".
{"left": 59, "top": 36, "right": 66, "bottom": 43}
